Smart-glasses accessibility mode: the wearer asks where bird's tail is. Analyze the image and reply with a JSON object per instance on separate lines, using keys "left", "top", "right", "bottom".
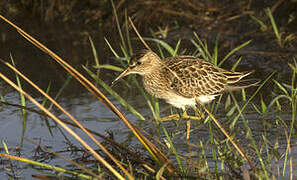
{"left": 227, "top": 78, "right": 260, "bottom": 90}
{"left": 224, "top": 71, "right": 260, "bottom": 90}
{"left": 223, "top": 71, "right": 254, "bottom": 84}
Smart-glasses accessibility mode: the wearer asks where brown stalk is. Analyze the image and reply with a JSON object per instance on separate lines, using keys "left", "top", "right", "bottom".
{"left": 0, "top": 58, "right": 135, "bottom": 180}
{"left": 0, "top": 71, "right": 125, "bottom": 180}
{"left": 0, "top": 14, "right": 175, "bottom": 175}
{"left": 128, "top": 17, "right": 151, "bottom": 51}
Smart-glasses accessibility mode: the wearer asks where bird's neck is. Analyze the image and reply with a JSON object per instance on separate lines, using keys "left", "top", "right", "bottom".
{"left": 142, "top": 65, "right": 168, "bottom": 86}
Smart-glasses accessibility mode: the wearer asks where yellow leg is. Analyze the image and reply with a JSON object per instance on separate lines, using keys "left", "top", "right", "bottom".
{"left": 183, "top": 113, "right": 202, "bottom": 120}
{"left": 184, "top": 111, "right": 202, "bottom": 141}
{"left": 159, "top": 109, "right": 203, "bottom": 141}
{"left": 160, "top": 112, "right": 202, "bottom": 121}
{"left": 184, "top": 109, "right": 204, "bottom": 141}
{"left": 186, "top": 119, "right": 191, "bottom": 141}
{"left": 160, "top": 114, "right": 180, "bottom": 121}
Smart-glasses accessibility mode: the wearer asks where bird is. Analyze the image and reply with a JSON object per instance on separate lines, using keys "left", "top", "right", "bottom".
{"left": 112, "top": 50, "right": 258, "bottom": 139}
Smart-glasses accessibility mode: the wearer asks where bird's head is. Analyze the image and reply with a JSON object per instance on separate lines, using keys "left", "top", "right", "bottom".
{"left": 112, "top": 50, "right": 161, "bottom": 84}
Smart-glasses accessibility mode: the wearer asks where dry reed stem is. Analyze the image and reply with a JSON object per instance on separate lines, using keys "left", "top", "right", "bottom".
{"left": 0, "top": 14, "right": 175, "bottom": 176}
{"left": 0, "top": 58, "right": 133, "bottom": 179}
{"left": 0, "top": 71, "right": 124, "bottom": 180}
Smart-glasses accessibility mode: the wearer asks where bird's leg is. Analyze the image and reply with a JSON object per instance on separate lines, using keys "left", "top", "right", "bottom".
{"left": 168, "top": 109, "right": 192, "bottom": 141}
{"left": 158, "top": 107, "right": 204, "bottom": 141}
{"left": 159, "top": 107, "right": 204, "bottom": 121}
{"left": 159, "top": 108, "right": 183, "bottom": 121}
{"left": 182, "top": 113, "right": 202, "bottom": 120}
{"left": 184, "top": 107, "right": 206, "bottom": 141}
{"left": 160, "top": 114, "right": 180, "bottom": 121}
{"left": 182, "top": 107, "right": 204, "bottom": 120}
{"left": 167, "top": 110, "right": 192, "bottom": 141}
{"left": 184, "top": 111, "right": 191, "bottom": 141}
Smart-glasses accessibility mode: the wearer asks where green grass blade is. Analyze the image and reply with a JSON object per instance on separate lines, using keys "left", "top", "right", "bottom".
{"left": 229, "top": 92, "right": 269, "bottom": 178}
{"left": 133, "top": 79, "right": 160, "bottom": 120}
{"left": 41, "top": 82, "right": 51, "bottom": 107}
{"left": 212, "top": 33, "right": 220, "bottom": 66}
{"left": 219, "top": 40, "right": 251, "bottom": 66}
{"left": 152, "top": 96, "right": 160, "bottom": 120}
{"left": 273, "top": 80, "right": 289, "bottom": 96}
{"left": 265, "top": 8, "right": 282, "bottom": 47}
{"left": 124, "top": 9, "right": 133, "bottom": 56}
{"left": 260, "top": 95, "right": 268, "bottom": 115}
{"left": 104, "top": 38, "right": 119, "bottom": 58}
{"left": 241, "top": 88, "right": 247, "bottom": 102}
{"left": 231, "top": 57, "right": 243, "bottom": 71}
{"left": 48, "top": 75, "right": 73, "bottom": 111}
{"left": 250, "top": 15, "right": 267, "bottom": 31}
{"left": 94, "top": 64, "right": 124, "bottom": 72}
{"left": 10, "top": 54, "right": 27, "bottom": 146}
{"left": 268, "top": 95, "right": 291, "bottom": 109}
{"left": 144, "top": 38, "right": 175, "bottom": 56}
{"left": 208, "top": 122, "right": 218, "bottom": 177}
{"left": 88, "top": 36, "right": 100, "bottom": 70}
{"left": 193, "top": 32, "right": 212, "bottom": 61}
{"left": 191, "top": 40, "right": 207, "bottom": 60}
{"left": 0, "top": 86, "right": 6, "bottom": 110}
{"left": 160, "top": 122, "right": 184, "bottom": 173}
{"left": 173, "top": 39, "right": 181, "bottom": 56}
{"left": 110, "top": 0, "right": 127, "bottom": 53}
{"left": 2, "top": 140, "right": 9, "bottom": 154}
{"left": 10, "top": 54, "right": 27, "bottom": 116}
{"left": 83, "top": 66, "right": 145, "bottom": 120}
{"left": 156, "top": 163, "right": 167, "bottom": 180}
{"left": 251, "top": 103, "right": 261, "bottom": 114}
{"left": 41, "top": 82, "right": 54, "bottom": 136}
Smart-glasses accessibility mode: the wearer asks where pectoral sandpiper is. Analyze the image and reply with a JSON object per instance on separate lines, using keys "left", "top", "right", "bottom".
{"left": 113, "top": 50, "right": 258, "bottom": 140}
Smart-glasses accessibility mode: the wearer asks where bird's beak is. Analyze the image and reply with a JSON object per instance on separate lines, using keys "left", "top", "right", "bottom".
{"left": 111, "top": 68, "right": 132, "bottom": 85}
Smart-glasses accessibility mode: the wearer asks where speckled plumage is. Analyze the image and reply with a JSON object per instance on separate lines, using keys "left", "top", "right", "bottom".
{"left": 113, "top": 50, "right": 257, "bottom": 110}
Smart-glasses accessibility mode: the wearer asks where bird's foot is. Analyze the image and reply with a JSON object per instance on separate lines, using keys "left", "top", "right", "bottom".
{"left": 160, "top": 114, "right": 180, "bottom": 121}
{"left": 159, "top": 113, "right": 202, "bottom": 121}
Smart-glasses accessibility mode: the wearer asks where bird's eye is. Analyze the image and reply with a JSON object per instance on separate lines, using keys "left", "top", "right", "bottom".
{"left": 136, "top": 61, "right": 142, "bottom": 65}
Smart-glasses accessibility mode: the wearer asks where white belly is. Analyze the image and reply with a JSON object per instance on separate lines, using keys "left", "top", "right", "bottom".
{"left": 165, "top": 94, "right": 217, "bottom": 110}
{"left": 166, "top": 96, "right": 196, "bottom": 110}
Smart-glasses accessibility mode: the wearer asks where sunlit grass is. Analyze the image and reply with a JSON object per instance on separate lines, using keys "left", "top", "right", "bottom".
{"left": 10, "top": 54, "right": 27, "bottom": 146}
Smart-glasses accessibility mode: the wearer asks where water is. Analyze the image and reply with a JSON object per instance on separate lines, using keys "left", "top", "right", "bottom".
{"left": 0, "top": 20, "right": 296, "bottom": 179}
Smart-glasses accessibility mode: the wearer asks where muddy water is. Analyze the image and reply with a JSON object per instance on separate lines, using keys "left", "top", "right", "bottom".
{"left": 0, "top": 21, "right": 296, "bottom": 178}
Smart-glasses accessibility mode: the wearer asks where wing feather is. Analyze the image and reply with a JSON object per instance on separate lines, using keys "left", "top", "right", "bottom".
{"left": 163, "top": 56, "right": 228, "bottom": 98}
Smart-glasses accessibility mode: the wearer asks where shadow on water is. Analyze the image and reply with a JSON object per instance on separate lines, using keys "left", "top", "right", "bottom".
{"left": 0, "top": 1, "right": 297, "bottom": 178}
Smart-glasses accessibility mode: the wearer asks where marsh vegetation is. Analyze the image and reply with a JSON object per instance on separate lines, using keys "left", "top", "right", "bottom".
{"left": 0, "top": 0, "right": 297, "bottom": 179}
